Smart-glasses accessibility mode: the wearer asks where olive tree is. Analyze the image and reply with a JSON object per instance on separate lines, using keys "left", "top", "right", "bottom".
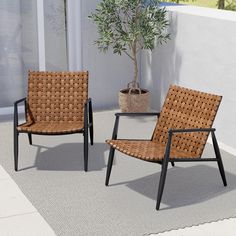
{"left": 89, "top": 0, "right": 170, "bottom": 89}
{"left": 161, "top": 0, "right": 196, "bottom": 4}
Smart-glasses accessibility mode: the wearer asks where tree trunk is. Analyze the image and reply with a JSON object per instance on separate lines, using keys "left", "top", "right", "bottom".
{"left": 218, "top": 0, "right": 225, "bottom": 9}
{"left": 131, "top": 41, "right": 139, "bottom": 88}
{"left": 133, "top": 51, "right": 138, "bottom": 87}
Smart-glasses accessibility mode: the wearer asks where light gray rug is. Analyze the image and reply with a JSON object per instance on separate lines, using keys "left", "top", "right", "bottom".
{"left": 1, "top": 111, "right": 236, "bottom": 236}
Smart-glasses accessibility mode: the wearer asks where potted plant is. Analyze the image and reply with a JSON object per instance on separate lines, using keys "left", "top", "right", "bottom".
{"left": 89, "top": 0, "right": 170, "bottom": 112}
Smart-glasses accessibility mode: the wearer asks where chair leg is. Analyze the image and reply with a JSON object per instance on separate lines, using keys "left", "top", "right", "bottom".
{"left": 28, "top": 133, "right": 32, "bottom": 145}
{"left": 89, "top": 124, "right": 94, "bottom": 146}
{"left": 156, "top": 160, "right": 169, "bottom": 210}
{"left": 88, "top": 99, "right": 94, "bottom": 145}
{"left": 105, "top": 147, "right": 115, "bottom": 186}
{"left": 217, "top": 156, "right": 227, "bottom": 186}
{"left": 212, "top": 132, "right": 227, "bottom": 186}
{"left": 14, "top": 129, "right": 19, "bottom": 171}
{"left": 84, "top": 129, "right": 89, "bottom": 172}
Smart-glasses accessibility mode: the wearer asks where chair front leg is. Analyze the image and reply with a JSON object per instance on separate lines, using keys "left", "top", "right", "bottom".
{"left": 105, "top": 147, "right": 115, "bottom": 186}
{"left": 13, "top": 113, "right": 20, "bottom": 171}
{"left": 84, "top": 101, "right": 89, "bottom": 172}
{"left": 105, "top": 115, "right": 120, "bottom": 186}
{"left": 13, "top": 97, "right": 27, "bottom": 171}
{"left": 156, "top": 132, "right": 172, "bottom": 210}
{"left": 211, "top": 131, "right": 227, "bottom": 186}
{"left": 156, "top": 159, "right": 169, "bottom": 210}
{"left": 14, "top": 128, "right": 19, "bottom": 171}
{"left": 84, "top": 128, "right": 89, "bottom": 172}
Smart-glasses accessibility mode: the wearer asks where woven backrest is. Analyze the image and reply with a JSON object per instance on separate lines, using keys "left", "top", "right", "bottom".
{"left": 27, "top": 71, "right": 88, "bottom": 122}
{"left": 152, "top": 85, "right": 222, "bottom": 157}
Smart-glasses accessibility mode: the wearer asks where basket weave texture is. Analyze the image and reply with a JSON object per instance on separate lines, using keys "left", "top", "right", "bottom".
{"left": 119, "top": 89, "right": 150, "bottom": 112}
{"left": 17, "top": 71, "right": 88, "bottom": 134}
{"left": 107, "top": 85, "right": 222, "bottom": 162}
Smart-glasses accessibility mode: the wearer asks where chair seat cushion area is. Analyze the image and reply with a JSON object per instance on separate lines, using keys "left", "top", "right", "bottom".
{"left": 17, "top": 121, "right": 84, "bottom": 134}
{"left": 106, "top": 139, "right": 200, "bottom": 162}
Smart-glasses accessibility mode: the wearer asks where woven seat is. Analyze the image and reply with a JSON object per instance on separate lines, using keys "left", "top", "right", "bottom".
{"left": 105, "top": 85, "right": 227, "bottom": 210}
{"left": 14, "top": 71, "right": 93, "bottom": 171}
{"left": 17, "top": 121, "right": 84, "bottom": 134}
{"left": 106, "top": 140, "right": 200, "bottom": 161}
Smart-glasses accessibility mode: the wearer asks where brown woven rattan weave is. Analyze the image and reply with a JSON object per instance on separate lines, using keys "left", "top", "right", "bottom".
{"left": 18, "top": 71, "right": 88, "bottom": 134}
{"left": 14, "top": 71, "right": 93, "bottom": 172}
{"left": 107, "top": 85, "right": 222, "bottom": 161}
{"left": 105, "top": 85, "right": 227, "bottom": 210}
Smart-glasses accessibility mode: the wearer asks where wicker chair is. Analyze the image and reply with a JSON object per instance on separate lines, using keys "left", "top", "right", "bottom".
{"left": 13, "top": 71, "right": 93, "bottom": 172}
{"left": 105, "top": 85, "right": 227, "bottom": 210}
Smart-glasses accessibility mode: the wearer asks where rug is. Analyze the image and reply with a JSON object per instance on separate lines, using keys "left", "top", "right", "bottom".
{"left": 1, "top": 111, "right": 236, "bottom": 236}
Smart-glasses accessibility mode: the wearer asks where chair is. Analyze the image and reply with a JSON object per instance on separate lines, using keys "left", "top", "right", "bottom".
{"left": 14, "top": 71, "right": 93, "bottom": 172}
{"left": 105, "top": 85, "right": 227, "bottom": 210}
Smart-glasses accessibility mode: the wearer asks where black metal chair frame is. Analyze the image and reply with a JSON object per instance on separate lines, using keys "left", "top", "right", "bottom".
{"left": 105, "top": 112, "right": 227, "bottom": 210}
{"left": 13, "top": 97, "right": 93, "bottom": 172}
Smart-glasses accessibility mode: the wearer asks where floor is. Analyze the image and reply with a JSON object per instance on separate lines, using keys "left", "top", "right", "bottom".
{"left": 0, "top": 165, "right": 56, "bottom": 236}
{"left": 0, "top": 110, "right": 236, "bottom": 235}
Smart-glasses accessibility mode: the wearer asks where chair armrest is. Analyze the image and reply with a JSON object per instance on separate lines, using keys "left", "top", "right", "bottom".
{"left": 115, "top": 112, "right": 160, "bottom": 117}
{"left": 169, "top": 128, "right": 215, "bottom": 134}
{"left": 14, "top": 97, "right": 26, "bottom": 106}
{"left": 110, "top": 112, "right": 159, "bottom": 140}
{"left": 162, "top": 127, "right": 219, "bottom": 163}
{"left": 14, "top": 97, "right": 27, "bottom": 128}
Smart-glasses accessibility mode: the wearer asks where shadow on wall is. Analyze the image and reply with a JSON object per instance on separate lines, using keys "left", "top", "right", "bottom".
{"left": 141, "top": 11, "right": 182, "bottom": 111}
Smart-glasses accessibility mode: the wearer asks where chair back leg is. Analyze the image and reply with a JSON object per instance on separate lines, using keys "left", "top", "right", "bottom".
{"left": 105, "top": 147, "right": 115, "bottom": 186}
{"left": 212, "top": 132, "right": 227, "bottom": 186}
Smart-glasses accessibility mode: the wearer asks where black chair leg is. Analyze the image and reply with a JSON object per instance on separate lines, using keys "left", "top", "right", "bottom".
{"left": 84, "top": 129, "right": 89, "bottom": 172}
{"left": 156, "top": 160, "right": 169, "bottom": 210}
{"left": 14, "top": 130, "right": 19, "bottom": 171}
{"left": 28, "top": 133, "right": 32, "bottom": 145}
{"left": 217, "top": 157, "right": 227, "bottom": 186}
{"left": 89, "top": 124, "right": 94, "bottom": 146}
{"left": 105, "top": 147, "right": 115, "bottom": 186}
{"left": 88, "top": 99, "right": 94, "bottom": 145}
{"left": 156, "top": 132, "right": 172, "bottom": 210}
{"left": 212, "top": 132, "right": 227, "bottom": 186}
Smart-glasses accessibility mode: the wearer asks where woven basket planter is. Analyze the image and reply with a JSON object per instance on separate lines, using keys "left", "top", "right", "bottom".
{"left": 119, "top": 88, "right": 150, "bottom": 112}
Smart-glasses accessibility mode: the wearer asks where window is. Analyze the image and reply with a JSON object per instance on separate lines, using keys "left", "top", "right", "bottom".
{"left": 0, "top": 0, "right": 68, "bottom": 109}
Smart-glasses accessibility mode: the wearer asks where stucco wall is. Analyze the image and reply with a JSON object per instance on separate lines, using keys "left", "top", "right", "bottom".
{"left": 68, "top": 1, "right": 236, "bottom": 151}
{"left": 81, "top": 0, "right": 134, "bottom": 110}
{"left": 141, "top": 5, "right": 236, "bottom": 150}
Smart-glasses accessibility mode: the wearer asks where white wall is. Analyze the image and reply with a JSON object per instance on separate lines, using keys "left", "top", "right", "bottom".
{"left": 67, "top": 2, "right": 236, "bottom": 151}
{"left": 81, "top": 0, "right": 133, "bottom": 110}
{"left": 142, "top": 5, "right": 236, "bottom": 150}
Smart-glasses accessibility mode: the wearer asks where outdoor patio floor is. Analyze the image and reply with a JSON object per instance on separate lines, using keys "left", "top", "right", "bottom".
{"left": 0, "top": 110, "right": 236, "bottom": 235}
